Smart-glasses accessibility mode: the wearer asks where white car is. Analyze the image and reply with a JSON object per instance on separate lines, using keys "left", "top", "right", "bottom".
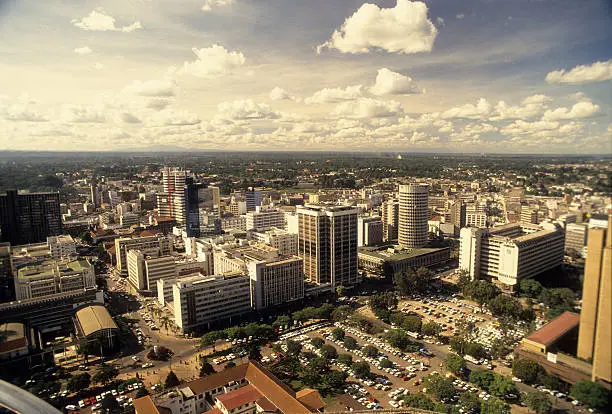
{"left": 65, "top": 405, "right": 78, "bottom": 411}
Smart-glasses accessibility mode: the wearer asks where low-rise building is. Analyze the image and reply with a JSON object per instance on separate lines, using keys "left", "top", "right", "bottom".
{"left": 358, "top": 245, "right": 450, "bottom": 277}
{"left": 74, "top": 305, "right": 119, "bottom": 354}
{"left": 246, "top": 207, "right": 285, "bottom": 231}
{"left": 47, "top": 235, "right": 76, "bottom": 260}
{"left": 248, "top": 228, "right": 298, "bottom": 256}
{"left": 15, "top": 259, "right": 95, "bottom": 300}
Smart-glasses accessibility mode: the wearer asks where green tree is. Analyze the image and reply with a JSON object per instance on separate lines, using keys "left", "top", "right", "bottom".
{"left": 300, "top": 357, "right": 330, "bottom": 387}
{"left": 512, "top": 358, "right": 540, "bottom": 384}
{"left": 425, "top": 374, "right": 457, "bottom": 402}
{"left": 351, "top": 361, "right": 371, "bottom": 379}
{"left": 273, "top": 315, "right": 291, "bottom": 328}
{"left": 323, "top": 370, "right": 347, "bottom": 391}
{"left": 465, "top": 342, "right": 487, "bottom": 359}
{"left": 337, "top": 354, "right": 353, "bottom": 365}
{"left": 519, "top": 279, "right": 543, "bottom": 298}
{"left": 384, "top": 329, "right": 411, "bottom": 351}
{"left": 470, "top": 280, "right": 500, "bottom": 308}
{"left": 522, "top": 391, "right": 553, "bottom": 414}
{"left": 67, "top": 373, "right": 91, "bottom": 393}
{"left": 199, "top": 360, "right": 215, "bottom": 377}
{"left": 445, "top": 353, "right": 466, "bottom": 375}
{"left": 450, "top": 337, "right": 467, "bottom": 355}
{"left": 369, "top": 292, "right": 397, "bottom": 312}
{"left": 570, "top": 380, "right": 610, "bottom": 411}
{"left": 135, "top": 388, "right": 150, "bottom": 398}
{"left": 488, "top": 294, "right": 522, "bottom": 320}
{"left": 311, "top": 337, "right": 324, "bottom": 349}
{"left": 459, "top": 391, "right": 481, "bottom": 414}
{"left": 362, "top": 345, "right": 379, "bottom": 357}
{"left": 331, "top": 305, "right": 354, "bottom": 322}
{"left": 164, "top": 371, "right": 180, "bottom": 388}
{"left": 469, "top": 370, "right": 495, "bottom": 390}
{"left": 331, "top": 328, "right": 345, "bottom": 341}
{"left": 422, "top": 322, "right": 443, "bottom": 337}
{"left": 320, "top": 344, "right": 337, "bottom": 360}
{"left": 343, "top": 336, "right": 358, "bottom": 350}
{"left": 380, "top": 358, "right": 394, "bottom": 369}
{"left": 286, "top": 339, "right": 302, "bottom": 356}
{"left": 101, "top": 393, "right": 121, "bottom": 414}
{"left": 488, "top": 374, "right": 517, "bottom": 397}
{"left": 481, "top": 397, "right": 510, "bottom": 414}
{"left": 401, "top": 315, "right": 423, "bottom": 333}
{"left": 93, "top": 364, "right": 119, "bottom": 386}
{"left": 335, "top": 286, "right": 345, "bottom": 297}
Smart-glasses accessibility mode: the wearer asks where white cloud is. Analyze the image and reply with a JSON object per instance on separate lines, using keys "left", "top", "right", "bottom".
{"left": 370, "top": 67, "right": 422, "bottom": 95}
{"left": 436, "top": 17, "right": 445, "bottom": 26}
{"left": 441, "top": 98, "right": 492, "bottom": 119}
{"left": 146, "top": 99, "right": 172, "bottom": 111}
{"left": 123, "top": 79, "right": 176, "bottom": 97}
{"left": 61, "top": 105, "right": 107, "bottom": 123}
{"left": 305, "top": 85, "right": 363, "bottom": 104}
{"left": 4, "top": 105, "right": 48, "bottom": 122}
{"left": 72, "top": 9, "right": 142, "bottom": 33}
{"left": 73, "top": 46, "right": 92, "bottom": 55}
{"left": 493, "top": 94, "right": 551, "bottom": 120}
{"left": 176, "top": 45, "right": 245, "bottom": 78}
{"left": 317, "top": 0, "right": 438, "bottom": 54}
{"left": 545, "top": 59, "right": 612, "bottom": 84}
{"left": 269, "top": 87, "right": 296, "bottom": 101}
{"left": 501, "top": 120, "right": 560, "bottom": 136}
{"left": 93, "top": 62, "right": 104, "bottom": 70}
{"left": 216, "top": 99, "right": 279, "bottom": 120}
{"left": 202, "top": 0, "right": 232, "bottom": 12}
{"left": 542, "top": 101, "right": 601, "bottom": 121}
{"left": 333, "top": 98, "right": 403, "bottom": 118}
{"left": 120, "top": 112, "right": 141, "bottom": 124}
{"left": 456, "top": 13, "right": 465, "bottom": 19}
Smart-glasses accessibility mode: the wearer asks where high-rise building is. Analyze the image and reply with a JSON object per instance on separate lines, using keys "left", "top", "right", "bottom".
{"left": 246, "top": 207, "right": 285, "bottom": 231}
{"left": 115, "top": 235, "right": 172, "bottom": 275}
{"left": 459, "top": 222, "right": 565, "bottom": 292}
{"left": 381, "top": 199, "right": 399, "bottom": 242}
{"left": 185, "top": 178, "right": 221, "bottom": 237}
{"left": 466, "top": 211, "right": 488, "bottom": 228}
{"left": 0, "top": 190, "right": 62, "bottom": 245}
{"left": 577, "top": 217, "right": 611, "bottom": 388}
{"left": 245, "top": 187, "right": 262, "bottom": 212}
{"left": 247, "top": 256, "right": 304, "bottom": 311}
{"left": 450, "top": 200, "right": 467, "bottom": 229}
{"left": 0, "top": 243, "right": 13, "bottom": 302}
{"left": 358, "top": 216, "right": 383, "bottom": 247}
{"left": 398, "top": 184, "right": 429, "bottom": 248}
{"left": 565, "top": 223, "right": 588, "bottom": 257}
{"left": 297, "top": 204, "right": 359, "bottom": 287}
{"left": 157, "top": 167, "right": 186, "bottom": 226}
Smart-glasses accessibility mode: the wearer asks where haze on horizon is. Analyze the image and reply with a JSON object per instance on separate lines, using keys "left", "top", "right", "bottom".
{"left": 0, "top": 0, "right": 611, "bottom": 154}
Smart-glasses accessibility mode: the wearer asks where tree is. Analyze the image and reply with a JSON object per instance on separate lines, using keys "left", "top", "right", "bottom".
{"left": 465, "top": 342, "right": 487, "bottom": 359}
{"left": 320, "top": 344, "right": 338, "bottom": 360}
{"left": 331, "top": 328, "right": 345, "bottom": 341}
{"left": 323, "top": 370, "right": 347, "bottom": 391}
{"left": 380, "top": 358, "right": 393, "bottom": 369}
{"left": 93, "top": 364, "right": 118, "bottom": 386}
{"left": 343, "top": 336, "right": 358, "bottom": 350}
{"left": 539, "top": 288, "right": 576, "bottom": 320}
{"left": 80, "top": 231, "right": 93, "bottom": 245}
{"left": 512, "top": 358, "right": 540, "bottom": 384}
{"left": 469, "top": 370, "right": 495, "bottom": 390}
{"left": 394, "top": 267, "right": 434, "bottom": 296}
{"left": 422, "top": 322, "right": 443, "bottom": 337}
{"left": 331, "top": 305, "right": 354, "bottom": 322}
{"left": 199, "top": 360, "right": 215, "bottom": 377}
{"left": 336, "top": 286, "right": 345, "bottom": 297}
{"left": 424, "top": 374, "right": 457, "bottom": 402}
{"left": 164, "top": 371, "right": 180, "bottom": 388}
{"left": 369, "top": 292, "right": 397, "bottom": 312}
{"left": 273, "top": 315, "right": 291, "bottom": 329}
{"left": 450, "top": 337, "right": 467, "bottom": 355}
{"left": 522, "top": 391, "right": 553, "bottom": 414}
{"left": 286, "top": 340, "right": 302, "bottom": 356}
{"left": 401, "top": 315, "right": 422, "bottom": 333}
{"left": 519, "top": 279, "right": 543, "bottom": 298}
{"left": 351, "top": 361, "right": 371, "bottom": 379}
{"left": 362, "top": 345, "right": 379, "bottom": 358}
{"left": 160, "top": 315, "right": 171, "bottom": 334}
{"left": 135, "top": 388, "right": 150, "bottom": 398}
{"left": 101, "top": 393, "right": 121, "bottom": 414}
{"left": 488, "top": 374, "right": 517, "bottom": 397}
{"left": 570, "top": 380, "right": 610, "bottom": 411}
{"left": 337, "top": 354, "right": 353, "bottom": 365}
{"left": 311, "top": 337, "right": 324, "bottom": 349}
{"left": 481, "top": 397, "right": 510, "bottom": 414}
{"left": 300, "top": 357, "right": 330, "bottom": 387}
{"left": 384, "top": 329, "right": 419, "bottom": 352}
{"left": 488, "top": 294, "right": 522, "bottom": 320}
{"left": 67, "top": 373, "right": 91, "bottom": 393}
{"left": 459, "top": 392, "right": 481, "bottom": 414}
{"left": 445, "top": 353, "right": 466, "bottom": 375}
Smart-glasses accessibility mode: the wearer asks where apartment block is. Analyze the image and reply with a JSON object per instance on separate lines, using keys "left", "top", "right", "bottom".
{"left": 246, "top": 207, "right": 285, "bottom": 231}
{"left": 459, "top": 222, "right": 565, "bottom": 292}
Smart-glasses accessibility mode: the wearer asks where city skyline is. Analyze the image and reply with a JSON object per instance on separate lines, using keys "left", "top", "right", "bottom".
{"left": 0, "top": 0, "right": 611, "bottom": 154}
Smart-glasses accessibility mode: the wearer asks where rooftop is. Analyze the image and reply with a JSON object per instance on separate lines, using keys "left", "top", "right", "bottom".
{"left": 216, "top": 384, "right": 261, "bottom": 411}
{"left": 524, "top": 311, "right": 580, "bottom": 347}
{"left": 75, "top": 305, "right": 118, "bottom": 337}
{"left": 358, "top": 244, "right": 449, "bottom": 261}
{"left": 133, "top": 395, "right": 161, "bottom": 414}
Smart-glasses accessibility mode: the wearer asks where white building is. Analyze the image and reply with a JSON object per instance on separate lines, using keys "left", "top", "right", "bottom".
{"left": 47, "top": 235, "right": 76, "bottom": 260}
{"left": 247, "top": 256, "right": 304, "bottom": 311}
{"left": 172, "top": 272, "right": 251, "bottom": 333}
{"left": 459, "top": 222, "right": 565, "bottom": 292}
{"left": 466, "top": 212, "right": 488, "bottom": 228}
{"left": 358, "top": 216, "right": 383, "bottom": 247}
{"left": 115, "top": 235, "right": 172, "bottom": 275}
{"left": 245, "top": 207, "right": 285, "bottom": 231}
{"left": 398, "top": 184, "right": 429, "bottom": 248}
{"left": 15, "top": 259, "right": 95, "bottom": 300}
{"left": 249, "top": 228, "right": 298, "bottom": 256}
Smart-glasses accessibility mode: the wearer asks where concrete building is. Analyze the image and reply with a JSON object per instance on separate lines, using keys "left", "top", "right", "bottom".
{"left": 466, "top": 212, "right": 487, "bottom": 228}
{"left": 0, "top": 190, "right": 62, "bottom": 245}
{"left": 74, "top": 305, "right": 119, "bottom": 354}
{"left": 577, "top": 217, "right": 611, "bottom": 388}
{"left": 249, "top": 228, "right": 298, "bottom": 256}
{"left": 248, "top": 256, "right": 304, "bottom": 311}
{"left": 459, "top": 222, "right": 565, "bottom": 292}
{"left": 297, "top": 204, "right": 359, "bottom": 287}
{"left": 358, "top": 245, "right": 450, "bottom": 278}
{"left": 119, "top": 213, "right": 139, "bottom": 228}
{"left": 172, "top": 272, "right": 251, "bottom": 333}
{"left": 15, "top": 259, "right": 95, "bottom": 300}
{"left": 114, "top": 235, "right": 172, "bottom": 275}
{"left": 47, "top": 235, "right": 77, "bottom": 260}
{"left": 246, "top": 207, "right": 285, "bottom": 231}
{"left": 357, "top": 216, "right": 383, "bottom": 247}
{"left": 157, "top": 167, "right": 187, "bottom": 226}
{"left": 381, "top": 199, "right": 399, "bottom": 242}
{"left": 398, "top": 184, "right": 429, "bottom": 248}
{"left": 0, "top": 322, "right": 29, "bottom": 361}
{"left": 521, "top": 205, "right": 539, "bottom": 225}
{"left": 221, "top": 216, "right": 247, "bottom": 232}
{"left": 564, "top": 223, "right": 588, "bottom": 257}
{"left": 450, "top": 200, "right": 467, "bottom": 229}
{"left": 245, "top": 187, "right": 263, "bottom": 212}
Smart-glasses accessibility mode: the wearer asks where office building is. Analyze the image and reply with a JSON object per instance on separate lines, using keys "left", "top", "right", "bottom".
{"left": 381, "top": 199, "right": 399, "bottom": 242}
{"left": 0, "top": 243, "right": 12, "bottom": 302}
{"left": 398, "top": 184, "right": 429, "bottom": 248}
{"left": 157, "top": 167, "right": 187, "bottom": 226}
{"left": 521, "top": 205, "right": 539, "bottom": 225}
{"left": 248, "top": 256, "right": 304, "bottom": 311}
{"left": 47, "top": 235, "right": 77, "bottom": 260}
{"left": 577, "top": 217, "right": 611, "bottom": 388}
{"left": 185, "top": 179, "right": 221, "bottom": 237}
{"left": 172, "top": 272, "right": 251, "bottom": 333}
{"left": 249, "top": 228, "right": 298, "bottom": 256}
{"left": 450, "top": 200, "right": 467, "bottom": 229}
{"left": 14, "top": 259, "right": 95, "bottom": 300}
{"left": 119, "top": 213, "right": 139, "bottom": 228}
{"left": 358, "top": 216, "right": 383, "bottom": 247}
{"left": 459, "top": 222, "right": 564, "bottom": 292}
{"left": 565, "top": 223, "right": 587, "bottom": 257}
{"left": 114, "top": 235, "right": 172, "bottom": 275}
{"left": 297, "top": 204, "right": 359, "bottom": 287}
{"left": 245, "top": 187, "right": 263, "bottom": 212}
{"left": 0, "top": 190, "right": 62, "bottom": 245}
{"left": 466, "top": 211, "right": 488, "bottom": 228}
{"left": 246, "top": 207, "right": 285, "bottom": 231}
{"left": 359, "top": 245, "right": 450, "bottom": 278}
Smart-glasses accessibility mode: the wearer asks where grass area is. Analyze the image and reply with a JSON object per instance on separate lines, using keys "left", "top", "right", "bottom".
{"left": 290, "top": 379, "right": 305, "bottom": 391}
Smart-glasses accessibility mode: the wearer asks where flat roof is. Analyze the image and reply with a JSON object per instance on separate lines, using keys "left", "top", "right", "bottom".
{"left": 0, "top": 322, "right": 25, "bottom": 342}
{"left": 75, "top": 305, "right": 118, "bottom": 337}
{"left": 358, "top": 245, "right": 449, "bottom": 261}
{"left": 525, "top": 311, "right": 580, "bottom": 347}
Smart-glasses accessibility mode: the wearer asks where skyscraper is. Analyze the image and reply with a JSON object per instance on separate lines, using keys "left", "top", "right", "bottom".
{"left": 245, "top": 187, "right": 262, "bottom": 212}
{"left": 398, "top": 184, "right": 429, "bottom": 248}
{"left": 381, "top": 199, "right": 399, "bottom": 241}
{"left": 297, "top": 204, "right": 358, "bottom": 287}
{"left": 577, "top": 215, "right": 611, "bottom": 388}
{"left": 450, "top": 200, "right": 467, "bottom": 229}
{"left": 185, "top": 179, "right": 221, "bottom": 237}
{"left": 0, "top": 190, "right": 62, "bottom": 245}
{"left": 157, "top": 167, "right": 186, "bottom": 226}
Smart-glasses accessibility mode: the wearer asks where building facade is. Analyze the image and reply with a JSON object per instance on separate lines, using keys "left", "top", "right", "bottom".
{"left": 398, "top": 184, "right": 429, "bottom": 248}
{"left": 0, "top": 190, "right": 62, "bottom": 245}
{"left": 248, "top": 256, "right": 304, "bottom": 310}
{"left": 15, "top": 259, "right": 95, "bottom": 300}
{"left": 246, "top": 207, "right": 285, "bottom": 231}
{"left": 381, "top": 199, "right": 399, "bottom": 242}
{"left": 357, "top": 216, "right": 383, "bottom": 247}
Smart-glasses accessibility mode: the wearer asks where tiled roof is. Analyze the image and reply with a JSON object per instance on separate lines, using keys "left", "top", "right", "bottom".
{"left": 216, "top": 384, "right": 262, "bottom": 410}
{"left": 296, "top": 389, "right": 325, "bottom": 411}
{"left": 525, "top": 311, "right": 580, "bottom": 347}
{"left": 133, "top": 396, "right": 161, "bottom": 414}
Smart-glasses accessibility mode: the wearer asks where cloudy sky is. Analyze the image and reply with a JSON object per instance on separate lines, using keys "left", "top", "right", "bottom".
{"left": 0, "top": 0, "right": 611, "bottom": 153}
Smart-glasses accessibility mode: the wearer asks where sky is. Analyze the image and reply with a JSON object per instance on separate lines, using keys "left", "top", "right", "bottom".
{"left": 0, "top": 0, "right": 611, "bottom": 154}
